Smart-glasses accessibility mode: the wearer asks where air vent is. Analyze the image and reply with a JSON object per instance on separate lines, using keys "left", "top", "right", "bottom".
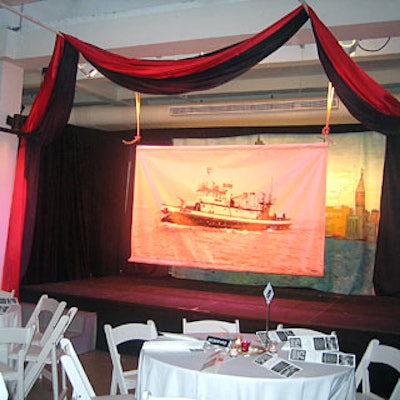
{"left": 169, "top": 97, "right": 339, "bottom": 116}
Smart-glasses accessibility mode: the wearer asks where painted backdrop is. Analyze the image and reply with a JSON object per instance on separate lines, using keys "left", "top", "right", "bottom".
{"left": 171, "top": 132, "right": 385, "bottom": 295}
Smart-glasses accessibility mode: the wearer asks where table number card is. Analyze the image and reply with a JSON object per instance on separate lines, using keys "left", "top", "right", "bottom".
{"left": 263, "top": 283, "right": 275, "bottom": 304}
{"left": 206, "top": 336, "right": 231, "bottom": 348}
{"left": 263, "top": 282, "right": 275, "bottom": 335}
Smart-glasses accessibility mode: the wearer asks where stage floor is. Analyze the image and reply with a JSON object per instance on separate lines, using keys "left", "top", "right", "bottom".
{"left": 20, "top": 273, "right": 400, "bottom": 333}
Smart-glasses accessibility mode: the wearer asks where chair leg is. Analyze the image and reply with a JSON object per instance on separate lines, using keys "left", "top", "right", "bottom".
{"left": 110, "top": 370, "right": 117, "bottom": 395}
{"left": 40, "top": 354, "right": 60, "bottom": 400}
{"left": 60, "top": 362, "right": 68, "bottom": 399}
{"left": 51, "top": 347, "right": 59, "bottom": 400}
{"left": 59, "top": 380, "right": 69, "bottom": 400}
{"left": 15, "top": 378, "right": 23, "bottom": 400}
{"left": 17, "top": 359, "right": 24, "bottom": 400}
{"left": 51, "top": 367, "right": 59, "bottom": 400}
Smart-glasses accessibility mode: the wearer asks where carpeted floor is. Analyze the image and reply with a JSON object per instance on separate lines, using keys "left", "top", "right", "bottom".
{"left": 27, "top": 350, "right": 136, "bottom": 399}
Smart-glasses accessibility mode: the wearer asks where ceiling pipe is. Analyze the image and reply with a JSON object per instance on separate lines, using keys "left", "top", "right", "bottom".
{"left": 66, "top": 99, "right": 360, "bottom": 131}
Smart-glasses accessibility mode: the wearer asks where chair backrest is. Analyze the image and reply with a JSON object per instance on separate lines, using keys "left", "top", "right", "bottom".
{"left": 25, "top": 294, "right": 67, "bottom": 345}
{"left": 0, "top": 325, "right": 36, "bottom": 400}
{"left": 182, "top": 318, "right": 240, "bottom": 334}
{"left": 24, "top": 312, "right": 74, "bottom": 398}
{"left": 104, "top": 320, "right": 158, "bottom": 394}
{"left": 64, "top": 306, "right": 79, "bottom": 330}
{"left": 355, "top": 338, "right": 400, "bottom": 400}
{"left": 275, "top": 324, "right": 334, "bottom": 336}
{"left": 60, "top": 338, "right": 96, "bottom": 400}
{"left": 106, "top": 320, "right": 158, "bottom": 346}
{"left": 0, "top": 324, "right": 36, "bottom": 356}
{"left": 141, "top": 390, "right": 196, "bottom": 400}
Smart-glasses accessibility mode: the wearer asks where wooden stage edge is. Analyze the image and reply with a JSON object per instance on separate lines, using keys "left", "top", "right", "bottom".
{"left": 19, "top": 273, "right": 400, "bottom": 358}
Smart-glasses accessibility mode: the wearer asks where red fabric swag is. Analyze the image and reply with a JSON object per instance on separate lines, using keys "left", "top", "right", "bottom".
{"left": 21, "top": 36, "right": 66, "bottom": 134}
{"left": 2, "top": 139, "right": 27, "bottom": 294}
{"left": 63, "top": 6, "right": 306, "bottom": 79}
{"left": 309, "top": 7, "right": 400, "bottom": 117}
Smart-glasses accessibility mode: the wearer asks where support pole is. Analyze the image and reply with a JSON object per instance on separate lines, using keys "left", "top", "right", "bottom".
{"left": 298, "top": 0, "right": 309, "bottom": 15}
{"left": 0, "top": 1, "right": 60, "bottom": 36}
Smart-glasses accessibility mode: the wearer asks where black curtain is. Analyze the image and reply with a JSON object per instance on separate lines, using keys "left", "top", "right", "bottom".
{"left": 24, "top": 123, "right": 392, "bottom": 288}
{"left": 22, "top": 122, "right": 400, "bottom": 298}
{"left": 23, "top": 125, "right": 134, "bottom": 283}
{"left": 22, "top": 39, "right": 79, "bottom": 279}
{"left": 374, "top": 134, "right": 400, "bottom": 296}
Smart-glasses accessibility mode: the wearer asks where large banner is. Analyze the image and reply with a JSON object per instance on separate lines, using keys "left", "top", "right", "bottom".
{"left": 130, "top": 143, "right": 328, "bottom": 276}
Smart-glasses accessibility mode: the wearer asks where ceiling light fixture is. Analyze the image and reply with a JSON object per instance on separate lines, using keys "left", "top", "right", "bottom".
{"left": 78, "top": 63, "right": 99, "bottom": 78}
{"left": 339, "top": 39, "right": 359, "bottom": 57}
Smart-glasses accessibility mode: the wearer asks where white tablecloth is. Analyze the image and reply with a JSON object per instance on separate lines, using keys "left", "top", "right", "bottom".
{"left": 137, "top": 333, "right": 356, "bottom": 400}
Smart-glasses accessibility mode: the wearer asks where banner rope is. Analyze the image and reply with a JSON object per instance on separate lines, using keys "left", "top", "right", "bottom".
{"left": 322, "top": 81, "right": 336, "bottom": 144}
{"left": 123, "top": 92, "right": 141, "bottom": 145}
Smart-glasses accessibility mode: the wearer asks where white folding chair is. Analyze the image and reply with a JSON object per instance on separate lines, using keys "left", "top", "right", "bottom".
{"left": 182, "top": 318, "right": 240, "bottom": 334}
{"left": 23, "top": 307, "right": 78, "bottom": 400}
{"left": 0, "top": 325, "right": 35, "bottom": 400}
{"left": 24, "top": 294, "right": 67, "bottom": 345}
{"left": 0, "top": 372, "right": 7, "bottom": 400}
{"left": 104, "top": 320, "right": 158, "bottom": 395}
{"left": 355, "top": 339, "right": 400, "bottom": 400}
{"left": 60, "top": 338, "right": 134, "bottom": 400}
{"left": 275, "top": 323, "right": 337, "bottom": 336}
{"left": 141, "top": 390, "right": 196, "bottom": 400}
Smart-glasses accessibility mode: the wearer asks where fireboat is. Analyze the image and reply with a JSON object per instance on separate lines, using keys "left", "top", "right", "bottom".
{"left": 160, "top": 173, "right": 291, "bottom": 231}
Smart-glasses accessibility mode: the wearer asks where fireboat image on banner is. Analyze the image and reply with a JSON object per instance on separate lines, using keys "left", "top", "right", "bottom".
{"left": 161, "top": 169, "right": 291, "bottom": 231}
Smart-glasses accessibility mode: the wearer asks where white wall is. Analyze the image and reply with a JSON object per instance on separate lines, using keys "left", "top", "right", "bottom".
{"left": 0, "top": 60, "right": 23, "bottom": 285}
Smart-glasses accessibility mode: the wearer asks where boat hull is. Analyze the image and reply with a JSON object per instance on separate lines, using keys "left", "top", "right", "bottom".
{"left": 161, "top": 206, "right": 291, "bottom": 231}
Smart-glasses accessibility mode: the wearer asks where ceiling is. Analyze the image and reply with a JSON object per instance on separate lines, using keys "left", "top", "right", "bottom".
{"left": 1, "top": 0, "right": 39, "bottom": 5}
{"left": 1, "top": 0, "right": 400, "bottom": 130}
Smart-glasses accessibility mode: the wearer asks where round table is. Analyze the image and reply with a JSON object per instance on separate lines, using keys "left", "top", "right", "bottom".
{"left": 137, "top": 332, "right": 355, "bottom": 400}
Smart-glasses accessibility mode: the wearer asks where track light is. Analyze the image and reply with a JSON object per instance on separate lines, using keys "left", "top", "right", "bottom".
{"left": 78, "top": 63, "right": 99, "bottom": 78}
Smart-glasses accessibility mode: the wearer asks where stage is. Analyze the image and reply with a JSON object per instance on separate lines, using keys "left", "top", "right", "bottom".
{"left": 19, "top": 272, "right": 400, "bottom": 350}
